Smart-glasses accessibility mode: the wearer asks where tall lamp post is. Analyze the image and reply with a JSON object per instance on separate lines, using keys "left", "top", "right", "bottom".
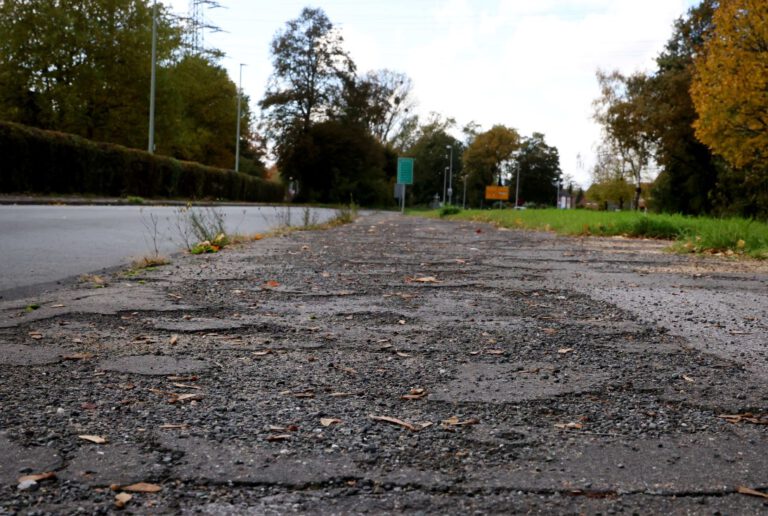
{"left": 514, "top": 162, "right": 521, "bottom": 208}
{"left": 446, "top": 145, "right": 453, "bottom": 205}
{"left": 235, "top": 63, "right": 245, "bottom": 172}
{"left": 147, "top": 0, "right": 158, "bottom": 153}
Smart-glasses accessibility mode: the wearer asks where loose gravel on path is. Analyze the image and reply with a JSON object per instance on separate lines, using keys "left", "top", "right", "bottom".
{"left": 1, "top": 212, "right": 767, "bottom": 514}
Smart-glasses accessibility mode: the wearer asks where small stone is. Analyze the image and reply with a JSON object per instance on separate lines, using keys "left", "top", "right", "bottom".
{"left": 56, "top": 407, "right": 67, "bottom": 416}
{"left": 17, "top": 479, "right": 38, "bottom": 491}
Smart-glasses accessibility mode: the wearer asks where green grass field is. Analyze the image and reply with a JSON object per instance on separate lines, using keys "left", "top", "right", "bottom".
{"left": 423, "top": 208, "right": 768, "bottom": 259}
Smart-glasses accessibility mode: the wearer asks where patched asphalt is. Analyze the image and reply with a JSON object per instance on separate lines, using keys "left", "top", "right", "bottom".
{"left": 0, "top": 212, "right": 767, "bottom": 514}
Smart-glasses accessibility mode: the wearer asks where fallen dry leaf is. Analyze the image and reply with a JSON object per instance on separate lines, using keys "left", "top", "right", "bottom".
{"left": 320, "top": 418, "right": 342, "bottom": 427}
{"left": 169, "top": 335, "right": 179, "bottom": 345}
{"left": 252, "top": 349, "right": 273, "bottom": 357}
{"left": 555, "top": 422, "right": 584, "bottom": 430}
{"left": 329, "top": 392, "right": 353, "bottom": 397}
{"left": 123, "top": 482, "right": 162, "bottom": 493}
{"left": 159, "top": 423, "right": 188, "bottom": 430}
{"left": 401, "top": 388, "right": 427, "bottom": 400}
{"left": 78, "top": 435, "right": 108, "bottom": 444}
{"left": 170, "top": 393, "right": 204, "bottom": 403}
{"left": 18, "top": 472, "right": 56, "bottom": 483}
{"left": 264, "top": 280, "right": 280, "bottom": 288}
{"left": 171, "top": 383, "right": 201, "bottom": 390}
{"left": 737, "top": 486, "right": 768, "bottom": 499}
{"left": 410, "top": 276, "right": 439, "bottom": 283}
{"left": 167, "top": 375, "right": 198, "bottom": 382}
{"left": 558, "top": 348, "right": 575, "bottom": 354}
{"left": 682, "top": 374, "right": 695, "bottom": 383}
{"left": 51, "top": 304, "right": 65, "bottom": 308}
{"left": 29, "top": 332, "right": 43, "bottom": 340}
{"left": 369, "top": 415, "right": 419, "bottom": 432}
{"left": 114, "top": 492, "right": 132, "bottom": 508}
{"left": 63, "top": 353, "right": 95, "bottom": 361}
{"left": 718, "top": 413, "right": 768, "bottom": 425}
{"left": 543, "top": 328, "right": 559, "bottom": 335}
{"left": 292, "top": 391, "right": 315, "bottom": 399}
{"left": 486, "top": 349, "right": 505, "bottom": 355}
{"left": 266, "top": 434, "right": 292, "bottom": 442}
{"left": 395, "top": 351, "right": 411, "bottom": 358}
{"left": 442, "top": 416, "right": 480, "bottom": 427}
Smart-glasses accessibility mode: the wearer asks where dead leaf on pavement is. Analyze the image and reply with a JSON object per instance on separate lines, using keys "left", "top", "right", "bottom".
{"left": 264, "top": 280, "right": 280, "bottom": 288}
{"left": 29, "top": 332, "right": 43, "bottom": 340}
{"left": 78, "top": 435, "right": 108, "bottom": 444}
{"left": 51, "top": 304, "right": 65, "bottom": 308}
{"left": 167, "top": 375, "right": 198, "bottom": 382}
{"left": 395, "top": 351, "right": 411, "bottom": 358}
{"left": 320, "top": 418, "right": 342, "bottom": 427}
{"left": 409, "top": 276, "right": 439, "bottom": 283}
{"left": 682, "top": 375, "right": 695, "bottom": 383}
{"left": 266, "top": 434, "right": 292, "bottom": 442}
{"left": 558, "top": 348, "right": 575, "bottom": 354}
{"left": 555, "top": 422, "right": 584, "bottom": 430}
{"left": 369, "top": 415, "right": 419, "bottom": 432}
{"left": 63, "top": 353, "right": 96, "bottom": 361}
{"left": 160, "top": 424, "right": 188, "bottom": 430}
{"left": 169, "top": 393, "right": 204, "bottom": 403}
{"left": 171, "top": 383, "right": 200, "bottom": 390}
{"left": 329, "top": 392, "right": 353, "bottom": 397}
{"left": 114, "top": 492, "right": 132, "bottom": 508}
{"left": 18, "top": 472, "right": 56, "bottom": 483}
{"left": 401, "top": 388, "right": 427, "bottom": 400}
{"left": 718, "top": 413, "right": 768, "bottom": 425}
{"left": 169, "top": 335, "right": 179, "bottom": 345}
{"left": 252, "top": 349, "right": 273, "bottom": 357}
{"left": 442, "top": 416, "right": 480, "bottom": 427}
{"left": 543, "top": 328, "right": 559, "bottom": 335}
{"left": 737, "top": 486, "right": 768, "bottom": 499}
{"left": 486, "top": 349, "right": 505, "bottom": 355}
{"left": 123, "top": 482, "right": 162, "bottom": 493}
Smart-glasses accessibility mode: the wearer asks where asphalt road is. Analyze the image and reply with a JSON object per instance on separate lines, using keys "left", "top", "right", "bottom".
{"left": 0, "top": 205, "right": 337, "bottom": 296}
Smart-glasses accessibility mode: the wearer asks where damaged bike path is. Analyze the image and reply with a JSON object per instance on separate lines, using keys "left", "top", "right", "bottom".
{"left": 0, "top": 212, "right": 767, "bottom": 514}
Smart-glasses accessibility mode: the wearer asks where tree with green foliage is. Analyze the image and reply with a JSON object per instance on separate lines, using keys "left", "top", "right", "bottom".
{"left": 0, "top": 0, "right": 180, "bottom": 148}
{"left": 515, "top": 132, "right": 561, "bottom": 206}
{"left": 646, "top": 0, "right": 720, "bottom": 215}
{"left": 462, "top": 125, "right": 521, "bottom": 207}
{"left": 260, "top": 7, "right": 355, "bottom": 153}
{"left": 404, "top": 117, "right": 463, "bottom": 205}
{"left": 593, "top": 70, "right": 652, "bottom": 210}
{"left": 278, "top": 120, "right": 390, "bottom": 205}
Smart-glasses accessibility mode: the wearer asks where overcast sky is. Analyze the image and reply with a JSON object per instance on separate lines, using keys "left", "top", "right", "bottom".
{"left": 168, "top": 0, "right": 698, "bottom": 186}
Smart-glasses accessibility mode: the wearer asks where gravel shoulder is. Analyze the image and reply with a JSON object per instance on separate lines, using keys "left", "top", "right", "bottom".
{"left": 0, "top": 212, "right": 766, "bottom": 514}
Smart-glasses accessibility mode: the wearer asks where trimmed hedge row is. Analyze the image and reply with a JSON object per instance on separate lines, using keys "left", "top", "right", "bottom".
{"left": 0, "top": 121, "right": 284, "bottom": 202}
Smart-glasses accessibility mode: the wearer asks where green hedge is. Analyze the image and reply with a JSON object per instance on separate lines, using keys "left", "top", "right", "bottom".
{"left": 0, "top": 121, "right": 284, "bottom": 202}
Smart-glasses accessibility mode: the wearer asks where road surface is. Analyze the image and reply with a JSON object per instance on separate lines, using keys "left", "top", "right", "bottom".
{"left": 0, "top": 205, "right": 337, "bottom": 297}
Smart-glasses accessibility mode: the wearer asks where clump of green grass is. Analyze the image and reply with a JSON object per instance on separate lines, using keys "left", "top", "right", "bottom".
{"left": 430, "top": 208, "right": 768, "bottom": 259}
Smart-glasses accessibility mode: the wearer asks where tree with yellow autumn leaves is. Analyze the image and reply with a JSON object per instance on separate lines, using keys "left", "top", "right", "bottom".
{"left": 691, "top": 0, "right": 768, "bottom": 211}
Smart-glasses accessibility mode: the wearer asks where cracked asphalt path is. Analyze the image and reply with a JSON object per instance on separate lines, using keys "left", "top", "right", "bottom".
{"left": 1, "top": 212, "right": 767, "bottom": 514}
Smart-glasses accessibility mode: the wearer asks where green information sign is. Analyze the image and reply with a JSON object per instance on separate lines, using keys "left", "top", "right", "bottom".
{"left": 397, "top": 157, "right": 414, "bottom": 185}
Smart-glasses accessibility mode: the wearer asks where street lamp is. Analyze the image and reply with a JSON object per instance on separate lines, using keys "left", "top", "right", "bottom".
{"left": 147, "top": 0, "right": 158, "bottom": 153}
{"left": 235, "top": 63, "right": 246, "bottom": 172}
{"left": 514, "top": 162, "right": 520, "bottom": 208}
{"left": 446, "top": 145, "right": 453, "bottom": 205}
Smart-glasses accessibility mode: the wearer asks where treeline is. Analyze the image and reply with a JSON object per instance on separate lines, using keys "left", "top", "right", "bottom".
{"left": 0, "top": 121, "right": 283, "bottom": 202}
{"left": 260, "top": 8, "right": 566, "bottom": 208}
{"left": 0, "top": 0, "right": 265, "bottom": 177}
{"left": 591, "top": 0, "right": 768, "bottom": 218}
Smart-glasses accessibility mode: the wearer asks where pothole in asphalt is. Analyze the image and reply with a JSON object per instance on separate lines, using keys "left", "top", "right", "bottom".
{"left": 430, "top": 362, "right": 611, "bottom": 403}
{"left": 0, "top": 343, "right": 66, "bottom": 366}
{"left": 98, "top": 355, "right": 211, "bottom": 375}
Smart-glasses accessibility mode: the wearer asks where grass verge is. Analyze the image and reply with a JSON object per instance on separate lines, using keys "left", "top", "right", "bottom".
{"left": 425, "top": 208, "right": 768, "bottom": 259}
